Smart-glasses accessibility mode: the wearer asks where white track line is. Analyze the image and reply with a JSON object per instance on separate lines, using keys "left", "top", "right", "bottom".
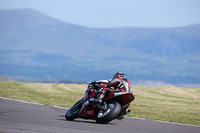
{"left": 0, "top": 97, "right": 199, "bottom": 128}
{"left": 0, "top": 96, "right": 68, "bottom": 110}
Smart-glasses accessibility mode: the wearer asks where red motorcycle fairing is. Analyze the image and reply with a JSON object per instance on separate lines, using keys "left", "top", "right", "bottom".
{"left": 105, "top": 92, "right": 135, "bottom": 107}
{"left": 84, "top": 88, "right": 96, "bottom": 101}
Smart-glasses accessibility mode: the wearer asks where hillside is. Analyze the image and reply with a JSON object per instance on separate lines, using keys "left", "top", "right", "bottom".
{"left": 0, "top": 9, "right": 200, "bottom": 85}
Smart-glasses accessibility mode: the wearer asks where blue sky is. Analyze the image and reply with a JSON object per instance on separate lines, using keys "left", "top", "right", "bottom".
{"left": 0, "top": 0, "right": 200, "bottom": 28}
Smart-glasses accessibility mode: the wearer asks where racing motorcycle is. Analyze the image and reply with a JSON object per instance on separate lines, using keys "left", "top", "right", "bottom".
{"left": 65, "top": 84, "right": 135, "bottom": 124}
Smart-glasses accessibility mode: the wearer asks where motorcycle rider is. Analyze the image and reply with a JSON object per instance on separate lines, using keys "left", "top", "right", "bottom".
{"left": 95, "top": 72, "right": 131, "bottom": 120}
{"left": 80, "top": 72, "right": 131, "bottom": 119}
{"left": 102, "top": 72, "right": 130, "bottom": 91}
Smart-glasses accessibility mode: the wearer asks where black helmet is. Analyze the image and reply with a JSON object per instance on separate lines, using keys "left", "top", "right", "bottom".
{"left": 113, "top": 72, "right": 125, "bottom": 79}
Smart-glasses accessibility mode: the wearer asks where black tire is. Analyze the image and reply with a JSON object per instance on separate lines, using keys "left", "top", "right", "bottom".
{"left": 96, "top": 102, "right": 121, "bottom": 124}
{"left": 65, "top": 98, "right": 84, "bottom": 120}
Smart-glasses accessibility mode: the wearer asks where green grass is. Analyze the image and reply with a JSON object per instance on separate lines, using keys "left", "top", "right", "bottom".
{"left": 0, "top": 81, "right": 199, "bottom": 126}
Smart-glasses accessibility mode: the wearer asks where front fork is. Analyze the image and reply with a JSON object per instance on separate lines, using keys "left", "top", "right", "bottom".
{"left": 79, "top": 99, "right": 97, "bottom": 117}
{"left": 79, "top": 98, "right": 108, "bottom": 117}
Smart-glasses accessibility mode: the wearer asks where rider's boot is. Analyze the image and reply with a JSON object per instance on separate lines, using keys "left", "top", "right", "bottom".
{"left": 117, "top": 109, "right": 130, "bottom": 120}
{"left": 117, "top": 116, "right": 125, "bottom": 120}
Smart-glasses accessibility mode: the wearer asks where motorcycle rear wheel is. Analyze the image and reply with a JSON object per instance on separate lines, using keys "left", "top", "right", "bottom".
{"left": 96, "top": 102, "right": 121, "bottom": 124}
{"left": 65, "top": 98, "right": 84, "bottom": 120}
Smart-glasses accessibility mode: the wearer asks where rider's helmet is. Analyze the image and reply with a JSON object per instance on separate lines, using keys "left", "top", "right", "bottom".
{"left": 113, "top": 72, "right": 125, "bottom": 79}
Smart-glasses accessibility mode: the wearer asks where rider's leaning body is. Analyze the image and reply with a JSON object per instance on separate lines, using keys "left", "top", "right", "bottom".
{"left": 80, "top": 72, "right": 131, "bottom": 120}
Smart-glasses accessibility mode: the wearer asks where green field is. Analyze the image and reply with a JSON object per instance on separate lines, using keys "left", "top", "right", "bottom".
{"left": 0, "top": 81, "right": 199, "bottom": 126}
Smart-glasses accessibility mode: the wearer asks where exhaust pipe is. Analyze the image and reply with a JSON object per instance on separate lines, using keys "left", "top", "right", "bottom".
{"left": 126, "top": 109, "right": 130, "bottom": 114}
{"left": 119, "top": 109, "right": 131, "bottom": 116}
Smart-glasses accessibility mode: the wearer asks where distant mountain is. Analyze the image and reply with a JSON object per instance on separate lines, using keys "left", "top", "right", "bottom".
{"left": 0, "top": 9, "right": 200, "bottom": 85}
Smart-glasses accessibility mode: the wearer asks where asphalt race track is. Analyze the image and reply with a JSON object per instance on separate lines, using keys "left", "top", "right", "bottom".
{"left": 0, "top": 97, "right": 199, "bottom": 133}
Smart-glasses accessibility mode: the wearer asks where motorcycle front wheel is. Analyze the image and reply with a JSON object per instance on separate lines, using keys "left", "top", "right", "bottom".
{"left": 96, "top": 102, "right": 121, "bottom": 124}
{"left": 65, "top": 98, "right": 84, "bottom": 120}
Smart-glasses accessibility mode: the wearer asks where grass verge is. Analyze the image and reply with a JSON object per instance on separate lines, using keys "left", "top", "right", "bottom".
{"left": 0, "top": 81, "right": 199, "bottom": 126}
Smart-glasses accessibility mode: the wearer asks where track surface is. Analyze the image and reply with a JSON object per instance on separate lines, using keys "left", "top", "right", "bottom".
{"left": 0, "top": 97, "right": 199, "bottom": 133}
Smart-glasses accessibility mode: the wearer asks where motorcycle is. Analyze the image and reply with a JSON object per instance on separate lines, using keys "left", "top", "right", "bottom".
{"left": 65, "top": 85, "right": 135, "bottom": 124}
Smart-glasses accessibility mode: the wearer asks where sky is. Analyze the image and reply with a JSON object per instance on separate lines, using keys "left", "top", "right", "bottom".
{"left": 0, "top": 0, "right": 200, "bottom": 28}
